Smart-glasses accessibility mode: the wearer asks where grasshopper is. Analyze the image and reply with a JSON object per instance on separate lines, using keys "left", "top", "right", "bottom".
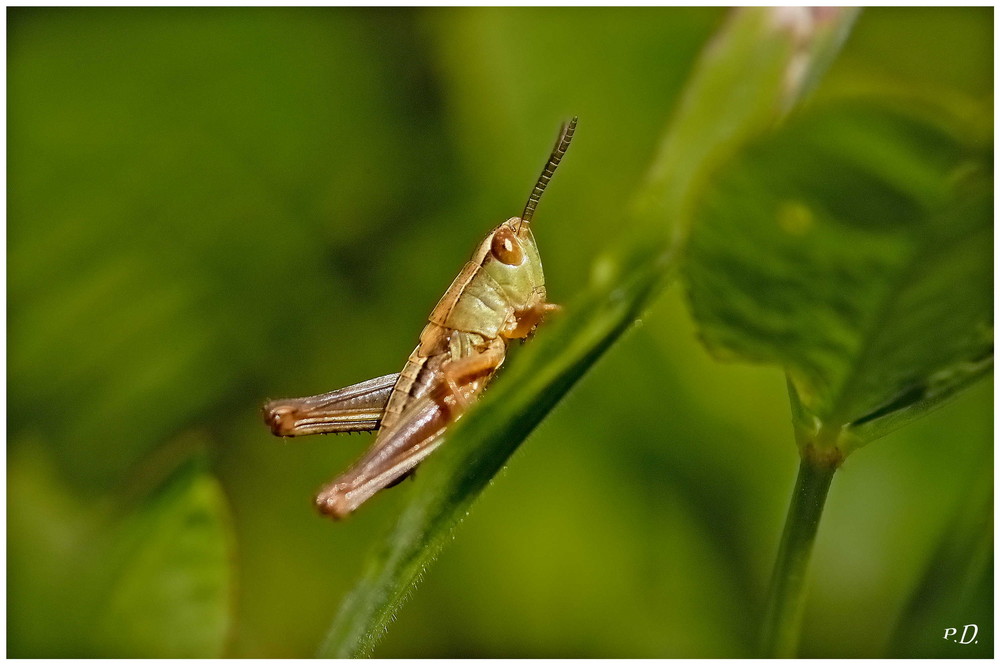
{"left": 263, "top": 118, "right": 576, "bottom": 519}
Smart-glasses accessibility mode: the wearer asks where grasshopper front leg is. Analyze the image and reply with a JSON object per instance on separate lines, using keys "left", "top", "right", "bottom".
{"left": 263, "top": 372, "right": 399, "bottom": 436}
{"left": 503, "top": 300, "right": 562, "bottom": 340}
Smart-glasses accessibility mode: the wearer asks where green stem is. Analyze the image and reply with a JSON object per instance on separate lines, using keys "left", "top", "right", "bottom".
{"left": 759, "top": 456, "right": 836, "bottom": 657}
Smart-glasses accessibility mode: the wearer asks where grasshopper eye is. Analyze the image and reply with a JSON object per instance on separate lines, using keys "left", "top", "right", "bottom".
{"left": 490, "top": 226, "right": 523, "bottom": 266}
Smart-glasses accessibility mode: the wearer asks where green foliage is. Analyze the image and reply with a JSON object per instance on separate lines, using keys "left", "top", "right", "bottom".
{"left": 684, "top": 102, "right": 992, "bottom": 458}
{"left": 93, "top": 457, "right": 234, "bottom": 657}
{"left": 8, "top": 7, "right": 992, "bottom": 658}
{"left": 9, "top": 445, "right": 233, "bottom": 657}
{"left": 672, "top": 12, "right": 992, "bottom": 656}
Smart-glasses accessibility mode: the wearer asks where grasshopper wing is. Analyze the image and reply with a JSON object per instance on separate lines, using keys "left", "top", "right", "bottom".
{"left": 263, "top": 373, "right": 399, "bottom": 436}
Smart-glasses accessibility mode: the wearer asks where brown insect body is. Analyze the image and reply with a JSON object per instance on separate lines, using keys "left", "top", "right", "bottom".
{"left": 264, "top": 118, "right": 577, "bottom": 519}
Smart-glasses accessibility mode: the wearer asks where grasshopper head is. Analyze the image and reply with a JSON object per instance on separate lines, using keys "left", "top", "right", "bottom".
{"left": 479, "top": 117, "right": 577, "bottom": 309}
{"left": 480, "top": 217, "right": 546, "bottom": 309}
{"left": 433, "top": 119, "right": 575, "bottom": 334}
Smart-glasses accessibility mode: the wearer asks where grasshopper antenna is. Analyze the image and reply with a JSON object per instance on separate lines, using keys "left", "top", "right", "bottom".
{"left": 519, "top": 116, "right": 577, "bottom": 231}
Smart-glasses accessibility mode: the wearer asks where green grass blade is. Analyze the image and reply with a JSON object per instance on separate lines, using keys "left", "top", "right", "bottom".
{"left": 320, "top": 244, "right": 670, "bottom": 658}
{"left": 888, "top": 465, "right": 992, "bottom": 657}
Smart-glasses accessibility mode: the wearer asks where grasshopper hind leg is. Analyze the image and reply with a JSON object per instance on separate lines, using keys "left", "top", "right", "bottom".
{"left": 384, "top": 467, "right": 416, "bottom": 488}
{"left": 314, "top": 344, "right": 502, "bottom": 518}
{"left": 314, "top": 396, "right": 450, "bottom": 519}
{"left": 262, "top": 373, "right": 399, "bottom": 436}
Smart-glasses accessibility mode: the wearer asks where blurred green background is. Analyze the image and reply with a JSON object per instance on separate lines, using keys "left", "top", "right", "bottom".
{"left": 8, "top": 7, "right": 992, "bottom": 658}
